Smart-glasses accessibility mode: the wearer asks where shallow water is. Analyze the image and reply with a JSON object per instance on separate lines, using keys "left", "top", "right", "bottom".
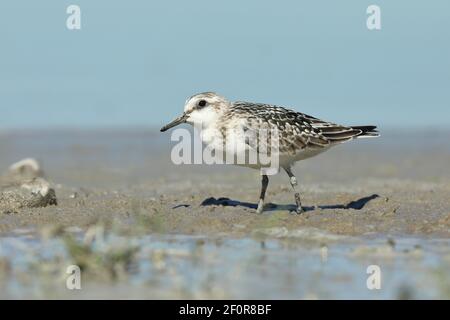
{"left": 1, "top": 229, "right": 449, "bottom": 299}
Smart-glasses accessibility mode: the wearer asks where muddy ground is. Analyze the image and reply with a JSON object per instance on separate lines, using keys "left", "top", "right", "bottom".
{"left": 0, "top": 129, "right": 450, "bottom": 299}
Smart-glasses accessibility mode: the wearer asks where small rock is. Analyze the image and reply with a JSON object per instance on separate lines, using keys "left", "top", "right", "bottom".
{"left": 1, "top": 159, "right": 58, "bottom": 213}
{"left": 0, "top": 178, "right": 57, "bottom": 214}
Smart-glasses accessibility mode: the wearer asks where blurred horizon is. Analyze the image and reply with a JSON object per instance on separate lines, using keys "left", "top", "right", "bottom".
{"left": 1, "top": 0, "right": 449, "bottom": 130}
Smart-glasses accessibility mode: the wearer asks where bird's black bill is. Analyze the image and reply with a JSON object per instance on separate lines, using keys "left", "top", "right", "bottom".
{"left": 160, "top": 113, "right": 188, "bottom": 132}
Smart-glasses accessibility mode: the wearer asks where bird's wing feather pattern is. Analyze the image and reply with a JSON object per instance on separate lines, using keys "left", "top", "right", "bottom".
{"left": 220, "top": 102, "right": 366, "bottom": 156}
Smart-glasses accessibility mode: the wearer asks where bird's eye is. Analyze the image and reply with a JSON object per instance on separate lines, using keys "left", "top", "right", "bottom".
{"left": 198, "top": 100, "right": 207, "bottom": 107}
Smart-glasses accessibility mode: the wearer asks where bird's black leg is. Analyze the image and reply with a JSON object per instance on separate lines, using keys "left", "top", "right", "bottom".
{"left": 284, "top": 167, "right": 303, "bottom": 214}
{"left": 256, "top": 174, "right": 269, "bottom": 214}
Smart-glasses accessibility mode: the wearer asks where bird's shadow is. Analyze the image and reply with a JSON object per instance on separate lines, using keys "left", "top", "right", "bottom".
{"left": 199, "top": 194, "right": 380, "bottom": 212}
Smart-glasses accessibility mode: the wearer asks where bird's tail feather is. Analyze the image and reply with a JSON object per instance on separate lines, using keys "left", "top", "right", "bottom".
{"left": 351, "top": 125, "right": 379, "bottom": 138}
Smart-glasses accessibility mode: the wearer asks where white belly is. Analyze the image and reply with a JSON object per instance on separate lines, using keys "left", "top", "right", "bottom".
{"left": 199, "top": 126, "right": 331, "bottom": 170}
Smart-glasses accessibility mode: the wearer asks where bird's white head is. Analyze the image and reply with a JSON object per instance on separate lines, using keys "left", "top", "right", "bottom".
{"left": 160, "top": 92, "right": 230, "bottom": 132}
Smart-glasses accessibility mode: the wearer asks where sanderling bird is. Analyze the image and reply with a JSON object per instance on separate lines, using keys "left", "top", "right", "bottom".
{"left": 161, "top": 92, "right": 379, "bottom": 214}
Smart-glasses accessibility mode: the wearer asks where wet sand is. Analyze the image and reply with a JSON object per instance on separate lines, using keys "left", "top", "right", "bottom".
{"left": 1, "top": 129, "right": 450, "bottom": 299}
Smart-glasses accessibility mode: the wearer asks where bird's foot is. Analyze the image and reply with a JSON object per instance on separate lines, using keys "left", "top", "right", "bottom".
{"left": 256, "top": 199, "right": 265, "bottom": 214}
{"left": 294, "top": 206, "right": 304, "bottom": 214}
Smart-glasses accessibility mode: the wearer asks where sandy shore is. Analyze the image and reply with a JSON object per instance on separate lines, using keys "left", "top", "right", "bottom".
{"left": 1, "top": 129, "right": 450, "bottom": 299}
{"left": 1, "top": 129, "right": 449, "bottom": 236}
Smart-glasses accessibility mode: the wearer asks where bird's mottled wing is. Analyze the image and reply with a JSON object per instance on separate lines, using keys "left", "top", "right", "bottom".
{"left": 221, "top": 102, "right": 331, "bottom": 156}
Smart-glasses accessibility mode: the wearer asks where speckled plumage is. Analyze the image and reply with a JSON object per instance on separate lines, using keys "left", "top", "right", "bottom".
{"left": 219, "top": 101, "right": 378, "bottom": 161}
